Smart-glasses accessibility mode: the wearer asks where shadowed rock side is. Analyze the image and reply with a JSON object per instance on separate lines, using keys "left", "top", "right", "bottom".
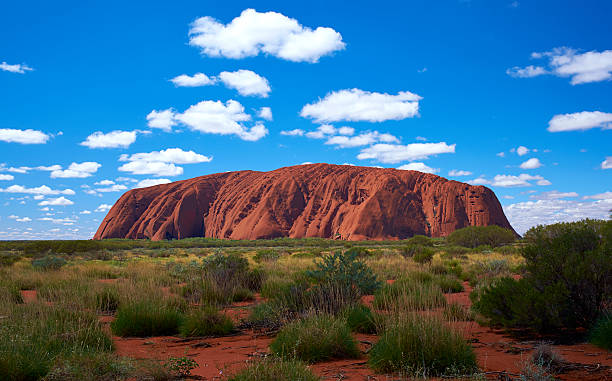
{"left": 94, "top": 164, "right": 515, "bottom": 241}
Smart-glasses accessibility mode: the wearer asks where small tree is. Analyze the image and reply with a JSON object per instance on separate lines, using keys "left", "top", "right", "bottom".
{"left": 447, "top": 225, "right": 516, "bottom": 248}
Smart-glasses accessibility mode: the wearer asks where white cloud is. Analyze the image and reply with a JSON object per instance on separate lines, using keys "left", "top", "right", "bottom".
{"left": 218, "top": 70, "right": 271, "bottom": 97}
{"left": 280, "top": 129, "right": 304, "bottom": 136}
{"left": 448, "top": 169, "right": 472, "bottom": 176}
{"left": 170, "top": 73, "right": 215, "bottom": 87}
{"left": 300, "top": 88, "right": 422, "bottom": 123}
{"left": 80, "top": 130, "right": 137, "bottom": 149}
{"left": 258, "top": 107, "right": 273, "bottom": 121}
{"left": 135, "top": 178, "right": 172, "bottom": 188}
{"left": 357, "top": 142, "right": 455, "bottom": 164}
{"left": 506, "top": 65, "right": 547, "bottom": 78}
{"left": 146, "top": 109, "right": 177, "bottom": 132}
{"left": 0, "top": 174, "right": 14, "bottom": 180}
{"left": 118, "top": 148, "right": 212, "bottom": 177}
{"left": 338, "top": 126, "right": 354, "bottom": 136}
{"left": 504, "top": 197, "right": 612, "bottom": 234}
{"left": 519, "top": 157, "right": 542, "bottom": 169}
{"left": 496, "top": 152, "right": 505, "bottom": 158}
{"left": 583, "top": 191, "right": 612, "bottom": 200}
{"left": 95, "top": 204, "right": 112, "bottom": 212}
{"left": 530, "top": 190, "right": 579, "bottom": 200}
{"left": 38, "top": 197, "right": 74, "bottom": 206}
{"left": 50, "top": 162, "right": 101, "bottom": 178}
{"left": 1, "top": 185, "right": 75, "bottom": 195}
{"left": 305, "top": 124, "right": 336, "bottom": 139}
{"left": 548, "top": 111, "right": 612, "bottom": 132}
{"left": 16, "top": 217, "right": 32, "bottom": 222}
{"left": 325, "top": 131, "right": 399, "bottom": 148}
{"left": 95, "top": 184, "right": 128, "bottom": 193}
{"left": 516, "top": 146, "right": 529, "bottom": 156}
{"left": 39, "top": 217, "right": 76, "bottom": 224}
{"left": 0, "top": 129, "right": 49, "bottom": 144}
{"left": 397, "top": 162, "right": 439, "bottom": 174}
{"left": 602, "top": 157, "right": 612, "bottom": 169}
{"left": 511, "top": 48, "right": 612, "bottom": 85}
{"left": 0, "top": 62, "right": 33, "bottom": 74}
{"left": 189, "top": 9, "right": 345, "bottom": 63}
{"left": 470, "top": 173, "right": 551, "bottom": 187}
{"left": 80, "top": 210, "right": 92, "bottom": 214}
{"left": 94, "top": 180, "right": 115, "bottom": 186}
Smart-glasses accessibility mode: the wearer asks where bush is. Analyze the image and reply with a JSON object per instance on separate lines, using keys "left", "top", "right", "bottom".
{"left": 253, "top": 249, "right": 280, "bottom": 263}
{"left": 589, "top": 312, "right": 612, "bottom": 350}
{"left": 94, "top": 287, "right": 120, "bottom": 313}
{"left": 0, "top": 252, "right": 20, "bottom": 267}
{"left": 306, "top": 250, "right": 381, "bottom": 295}
{"left": 413, "top": 247, "right": 436, "bottom": 264}
{"left": 472, "top": 220, "right": 611, "bottom": 332}
{"left": 344, "top": 304, "right": 377, "bottom": 334}
{"left": 436, "top": 275, "right": 464, "bottom": 293}
{"left": 165, "top": 356, "right": 199, "bottom": 377}
{"left": 374, "top": 278, "right": 446, "bottom": 312}
{"left": 441, "top": 245, "right": 471, "bottom": 258}
{"left": 42, "top": 353, "right": 133, "bottom": 381}
{"left": 179, "top": 307, "right": 234, "bottom": 337}
{"left": 447, "top": 225, "right": 516, "bottom": 248}
{"left": 443, "top": 302, "right": 473, "bottom": 321}
{"left": 400, "top": 245, "right": 435, "bottom": 261}
{"left": 368, "top": 315, "right": 477, "bottom": 376}
{"left": 407, "top": 235, "right": 434, "bottom": 247}
{"left": 270, "top": 314, "right": 360, "bottom": 363}
{"left": 227, "top": 358, "right": 320, "bottom": 381}
{"left": 111, "top": 300, "right": 184, "bottom": 337}
{"left": 31, "top": 255, "right": 67, "bottom": 271}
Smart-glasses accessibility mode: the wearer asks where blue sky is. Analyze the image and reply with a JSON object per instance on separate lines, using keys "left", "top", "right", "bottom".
{"left": 1, "top": 0, "right": 610, "bottom": 238}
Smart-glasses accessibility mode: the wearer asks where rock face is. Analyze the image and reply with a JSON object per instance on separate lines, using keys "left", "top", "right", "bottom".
{"left": 94, "top": 163, "right": 515, "bottom": 241}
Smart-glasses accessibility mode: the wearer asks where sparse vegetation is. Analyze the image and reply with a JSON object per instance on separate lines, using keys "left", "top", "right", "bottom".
{"left": 179, "top": 307, "right": 234, "bottom": 337}
{"left": 227, "top": 358, "right": 320, "bottom": 381}
{"left": 111, "top": 300, "right": 184, "bottom": 337}
{"left": 447, "top": 225, "right": 516, "bottom": 248}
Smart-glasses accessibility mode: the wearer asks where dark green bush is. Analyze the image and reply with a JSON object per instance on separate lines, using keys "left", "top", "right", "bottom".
{"left": 111, "top": 301, "right": 184, "bottom": 337}
{"left": 400, "top": 244, "right": 435, "bottom": 260}
{"left": 31, "top": 255, "right": 67, "bottom": 271}
{"left": 94, "top": 287, "right": 120, "bottom": 313}
{"left": 589, "top": 312, "right": 612, "bottom": 350}
{"left": 227, "top": 358, "right": 320, "bottom": 381}
{"left": 344, "top": 304, "right": 377, "bottom": 334}
{"left": 179, "top": 307, "right": 234, "bottom": 337}
{"left": 407, "top": 235, "right": 434, "bottom": 247}
{"left": 270, "top": 314, "right": 360, "bottom": 363}
{"left": 436, "top": 275, "right": 464, "bottom": 293}
{"left": 343, "top": 247, "right": 370, "bottom": 257}
{"left": 368, "top": 315, "right": 477, "bottom": 376}
{"left": 306, "top": 251, "right": 381, "bottom": 295}
{"left": 253, "top": 249, "right": 280, "bottom": 263}
{"left": 0, "top": 252, "right": 20, "bottom": 267}
{"left": 472, "top": 219, "right": 612, "bottom": 333}
{"left": 441, "top": 245, "right": 471, "bottom": 258}
{"left": 447, "top": 225, "right": 516, "bottom": 248}
{"left": 413, "top": 247, "right": 436, "bottom": 263}
{"left": 374, "top": 277, "right": 447, "bottom": 311}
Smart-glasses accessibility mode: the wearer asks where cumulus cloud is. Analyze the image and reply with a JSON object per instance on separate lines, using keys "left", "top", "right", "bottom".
{"left": 95, "top": 184, "right": 128, "bottom": 193}
{"left": 118, "top": 148, "right": 212, "bottom": 177}
{"left": 280, "top": 129, "right": 304, "bottom": 136}
{"left": 218, "top": 70, "right": 270, "bottom": 97}
{"left": 469, "top": 173, "right": 552, "bottom": 187}
{"left": 50, "top": 162, "right": 101, "bottom": 178}
{"left": 448, "top": 169, "right": 472, "bottom": 176}
{"left": 0, "top": 62, "right": 33, "bottom": 74}
{"left": 325, "top": 131, "right": 399, "bottom": 148}
{"left": 0, "top": 128, "right": 49, "bottom": 144}
{"left": 357, "top": 142, "right": 455, "bottom": 164}
{"left": 504, "top": 197, "right": 612, "bottom": 234}
{"left": 258, "top": 107, "right": 273, "bottom": 121}
{"left": 188, "top": 9, "right": 345, "bottom": 63}
{"left": 0, "top": 174, "right": 14, "bottom": 180}
{"left": 530, "top": 190, "right": 579, "bottom": 200}
{"left": 39, "top": 217, "right": 76, "bottom": 224}
{"left": 95, "top": 204, "right": 112, "bottom": 212}
{"left": 510, "top": 47, "right": 612, "bottom": 85}
{"left": 1, "top": 185, "right": 75, "bottom": 195}
{"left": 515, "top": 146, "right": 529, "bottom": 156}
{"left": 583, "top": 191, "right": 612, "bottom": 200}
{"left": 602, "top": 157, "right": 612, "bottom": 169}
{"left": 135, "top": 178, "right": 172, "bottom": 188}
{"left": 38, "top": 196, "right": 74, "bottom": 206}
{"left": 397, "top": 162, "right": 439, "bottom": 173}
{"left": 148, "top": 100, "right": 268, "bottom": 141}
{"left": 80, "top": 130, "right": 138, "bottom": 148}
{"left": 300, "top": 89, "right": 422, "bottom": 123}
{"left": 170, "top": 73, "right": 215, "bottom": 87}
{"left": 519, "top": 157, "right": 542, "bottom": 169}
{"left": 548, "top": 111, "right": 612, "bottom": 132}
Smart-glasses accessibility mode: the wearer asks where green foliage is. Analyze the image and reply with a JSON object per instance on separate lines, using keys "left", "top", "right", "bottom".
{"left": 179, "top": 307, "right": 234, "bottom": 337}
{"left": 270, "top": 314, "right": 360, "bottom": 363}
{"left": 447, "top": 225, "right": 516, "bottom": 248}
{"left": 589, "top": 312, "right": 612, "bottom": 350}
{"left": 227, "top": 358, "right": 320, "bottom": 381}
{"left": 436, "top": 275, "right": 464, "bottom": 293}
{"left": 443, "top": 302, "right": 474, "bottom": 321}
{"left": 441, "top": 245, "right": 471, "bottom": 258}
{"left": 42, "top": 353, "right": 133, "bottom": 381}
{"left": 165, "top": 356, "right": 198, "bottom": 377}
{"left": 94, "top": 287, "right": 120, "bottom": 313}
{"left": 111, "top": 300, "right": 184, "bottom": 337}
{"left": 306, "top": 250, "right": 381, "bottom": 295}
{"left": 343, "top": 246, "right": 370, "bottom": 257}
{"left": 0, "top": 252, "right": 20, "bottom": 267}
{"left": 374, "top": 277, "right": 447, "bottom": 311}
{"left": 31, "top": 255, "right": 67, "bottom": 271}
{"left": 400, "top": 244, "right": 435, "bottom": 261}
{"left": 473, "top": 220, "right": 612, "bottom": 332}
{"left": 368, "top": 315, "right": 478, "bottom": 376}
{"left": 407, "top": 235, "right": 434, "bottom": 247}
{"left": 344, "top": 304, "right": 377, "bottom": 334}
{"left": 413, "top": 247, "right": 436, "bottom": 263}
{"left": 253, "top": 249, "right": 280, "bottom": 263}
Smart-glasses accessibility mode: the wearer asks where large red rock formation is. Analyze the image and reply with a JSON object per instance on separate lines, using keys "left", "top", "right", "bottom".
{"left": 94, "top": 163, "right": 515, "bottom": 241}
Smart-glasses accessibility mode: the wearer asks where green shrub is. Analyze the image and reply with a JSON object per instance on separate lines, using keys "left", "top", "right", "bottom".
{"left": 31, "top": 255, "right": 67, "bottom": 271}
{"left": 306, "top": 251, "right": 381, "bottom": 295}
{"left": 111, "top": 300, "right": 184, "bottom": 337}
{"left": 413, "top": 247, "right": 436, "bottom": 264}
{"left": 42, "top": 353, "right": 133, "bottom": 381}
{"left": 344, "top": 304, "right": 377, "bottom": 334}
{"left": 164, "top": 356, "right": 199, "bottom": 377}
{"left": 344, "top": 247, "right": 370, "bottom": 257}
{"left": 179, "top": 307, "right": 234, "bottom": 337}
{"left": 94, "top": 287, "right": 120, "bottom": 313}
{"left": 270, "top": 314, "right": 360, "bottom": 363}
{"left": 436, "top": 275, "right": 464, "bottom": 293}
{"left": 227, "top": 358, "right": 320, "bottom": 381}
{"left": 253, "top": 249, "right": 280, "bottom": 263}
{"left": 447, "top": 225, "right": 516, "bottom": 248}
{"left": 589, "top": 312, "right": 612, "bottom": 350}
{"left": 374, "top": 278, "right": 446, "bottom": 311}
{"left": 368, "top": 315, "right": 477, "bottom": 376}
{"left": 407, "top": 235, "right": 434, "bottom": 247}
{"left": 443, "top": 302, "right": 474, "bottom": 321}
{"left": 232, "top": 287, "right": 255, "bottom": 302}
{"left": 441, "top": 245, "right": 471, "bottom": 258}
{"left": 400, "top": 245, "right": 435, "bottom": 261}
{"left": 473, "top": 220, "right": 611, "bottom": 332}
{"left": 0, "top": 252, "right": 20, "bottom": 267}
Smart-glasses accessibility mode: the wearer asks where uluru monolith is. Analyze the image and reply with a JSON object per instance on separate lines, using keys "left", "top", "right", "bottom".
{"left": 94, "top": 163, "right": 515, "bottom": 241}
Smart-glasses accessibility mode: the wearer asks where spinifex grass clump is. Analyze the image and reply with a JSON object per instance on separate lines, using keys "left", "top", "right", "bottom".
{"left": 179, "top": 307, "right": 234, "bottom": 337}
{"left": 344, "top": 304, "right": 377, "bottom": 334}
{"left": 228, "top": 358, "right": 320, "bottom": 381}
{"left": 270, "top": 314, "right": 360, "bottom": 363}
{"left": 373, "top": 277, "right": 447, "bottom": 312}
{"left": 111, "top": 299, "right": 184, "bottom": 337}
{"left": 368, "top": 314, "right": 477, "bottom": 377}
